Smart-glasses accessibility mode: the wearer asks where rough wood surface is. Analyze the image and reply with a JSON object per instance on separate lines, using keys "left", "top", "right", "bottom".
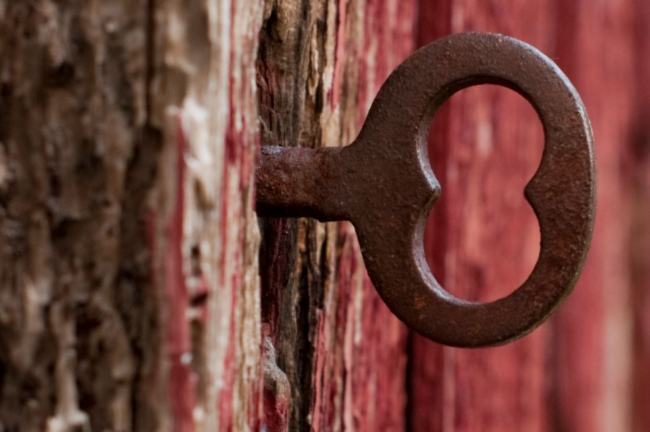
{"left": 257, "top": 1, "right": 416, "bottom": 431}
{"left": 0, "top": 1, "right": 263, "bottom": 431}
{"left": 149, "top": 1, "right": 264, "bottom": 431}
{"left": 0, "top": 2, "right": 153, "bottom": 431}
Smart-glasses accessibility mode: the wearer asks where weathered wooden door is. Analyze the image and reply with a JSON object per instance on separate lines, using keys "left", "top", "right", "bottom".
{"left": 1, "top": 1, "right": 649, "bottom": 432}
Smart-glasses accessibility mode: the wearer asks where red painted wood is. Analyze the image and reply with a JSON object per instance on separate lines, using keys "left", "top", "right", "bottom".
{"left": 631, "top": 2, "right": 650, "bottom": 431}
{"left": 151, "top": 2, "right": 264, "bottom": 431}
{"left": 412, "top": 1, "right": 556, "bottom": 431}
{"left": 257, "top": 1, "right": 418, "bottom": 430}
{"left": 411, "top": 0, "right": 650, "bottom": 431}
{"left": 551, "top": 0, "right": 637, "bottom": 430}
{"left": 308, "top": 2, "right": 419, "bottom": 430}
{"left": 165, "top": 117, "right": 196, "bottom": 432}
{"left": 335, "top": 3, "right": 418, "bottom": 430}
{"left": 255, "top": 1, "right": 650, "bottom": 431}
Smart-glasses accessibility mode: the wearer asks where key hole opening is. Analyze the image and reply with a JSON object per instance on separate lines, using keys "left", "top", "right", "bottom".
{"left": 424, "top": 85, "right": 543, "bottom": 303}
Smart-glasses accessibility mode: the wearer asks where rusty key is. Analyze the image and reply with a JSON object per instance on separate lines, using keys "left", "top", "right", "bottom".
{"left": 256, "top": 32, "right": 596, "bottom": 347}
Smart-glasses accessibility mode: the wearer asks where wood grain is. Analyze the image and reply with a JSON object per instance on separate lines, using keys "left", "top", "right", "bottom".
{"left": 256, "top": 1, "right": 416, "bottom": 430}
{"left": 150, "top": 1, "right": 265, "bottom": 431}
{"left": 0, "top": 1, "right": 265, "bottom": 431}
{"left": 411, "top": 0, "right": 650, "bottom": 431}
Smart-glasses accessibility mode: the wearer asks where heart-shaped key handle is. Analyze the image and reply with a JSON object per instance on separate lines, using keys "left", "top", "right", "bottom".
{"left": 256, "top": 32, "right": 596, "bottom": 347}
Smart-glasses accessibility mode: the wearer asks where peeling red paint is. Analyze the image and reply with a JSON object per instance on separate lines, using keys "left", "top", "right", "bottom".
{"left": 257, "top": 1, "right": 416, "bottom": 430}
{"left": 217, "top": 126, "right": 238, "bottom": 432}
{"left": 358, "top": 0, "right": 418, "bottom": 121}
{"left": 165, "top": 114, "right": 196, "bottom": 432}
{"left": 337, "top": 2, "right": 418, "bottom": 430}
{"left": 312, "top": 223, "right": 409, "bottom": 431}
{"left": 224, "top": 119, "right": 240, "bottom": 165}
{"left": 308, "top": 2, "right": 418, "bottom": 430}
{"left": 219, "top": 113, "right": 261, "bottom": 431}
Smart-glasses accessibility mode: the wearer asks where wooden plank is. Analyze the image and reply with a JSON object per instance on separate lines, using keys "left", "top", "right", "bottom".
{"left": 551, "top": 0, "right": 637, "bottom": 430}
{"left": 256, "top": 1, "right": 416, "bottom": 430}
{"left": 149, "top": 1, "right": 265, "bottom": 431}
{"left": 411, "top": 0, "right": 648, "bottom": 431}
{"left": 411, "top": 1, "right": 554, "bottom": 431}
{"left": 630, "top": 2, "right": 650, "bottom": 431}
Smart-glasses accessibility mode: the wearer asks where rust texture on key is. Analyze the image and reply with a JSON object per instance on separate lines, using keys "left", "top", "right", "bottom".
{"left": 256, "top": 32, "right": 596, "bottom": 347}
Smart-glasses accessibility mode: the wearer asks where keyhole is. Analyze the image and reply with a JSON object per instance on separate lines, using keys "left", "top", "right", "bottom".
{"left": 425, "top": 85, "right": 543, "bottom": 303}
